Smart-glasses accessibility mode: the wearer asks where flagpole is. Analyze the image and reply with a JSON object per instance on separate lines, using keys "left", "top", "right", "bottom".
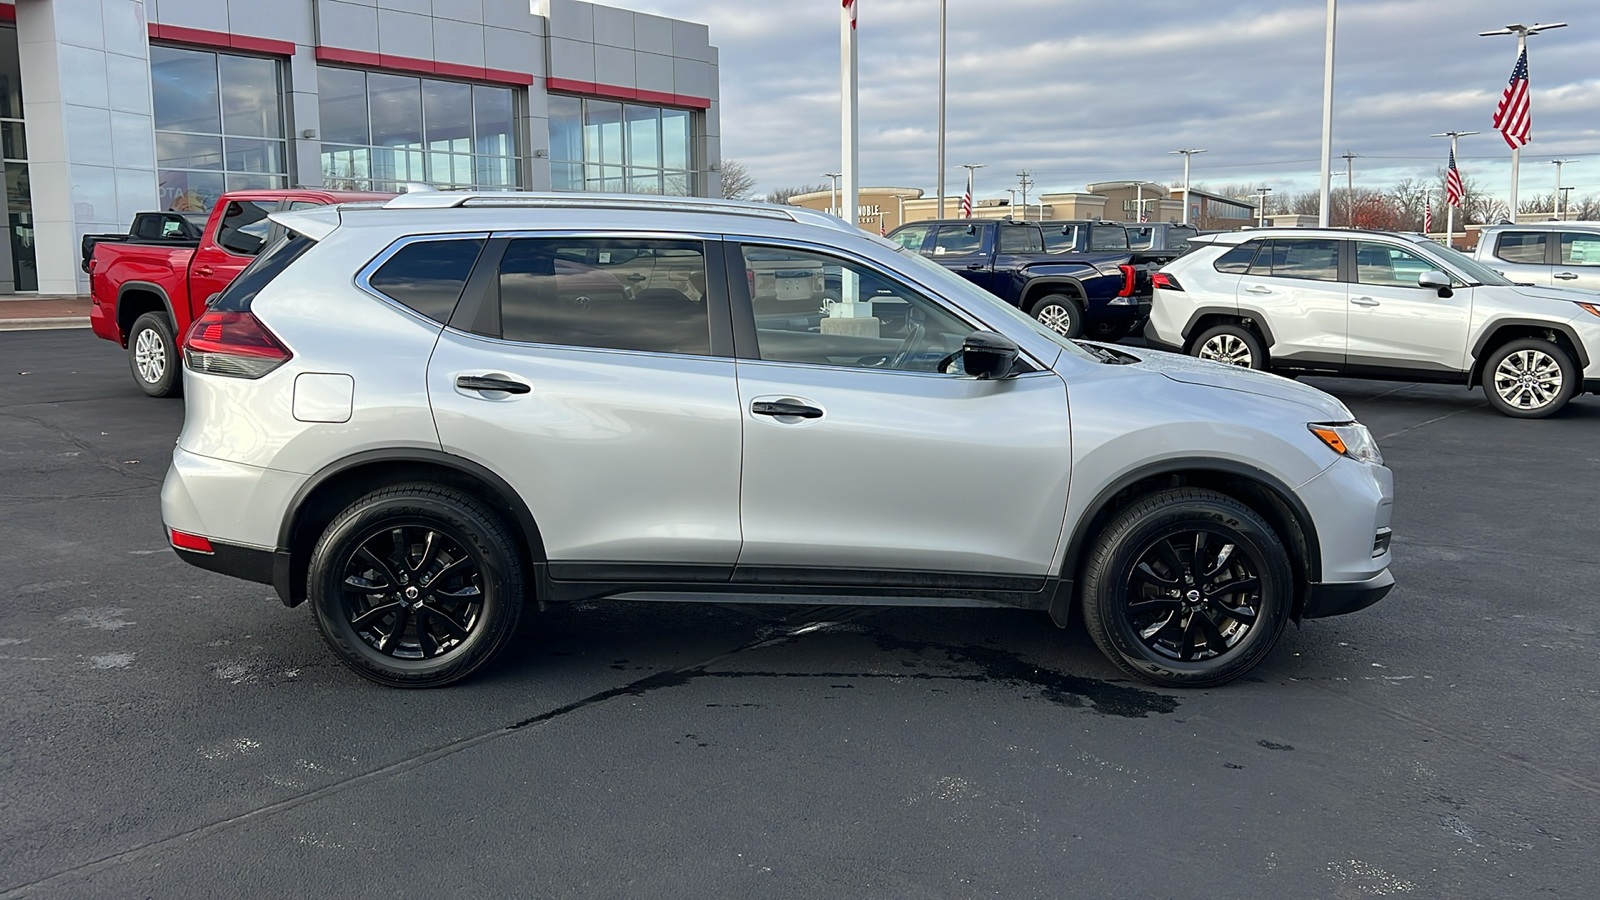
{"left": 1481, "top": 22, "right": 1569, "bottom": 224}
{"left": 1509, "top": 31, "right": 1524, "bottom": 220}
{"left": 841, "top": 0, "right": 859, "bottom": 233}
{"left": 1318, "top": 0, "right": 1337, "bottom": 228}
{"left": 936, "top": 0, "right": 946, "bottom": 219}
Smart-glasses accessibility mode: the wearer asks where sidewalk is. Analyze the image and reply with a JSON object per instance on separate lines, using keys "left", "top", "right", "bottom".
{"left": 0, "top": 295, "right": 92, "bottom": 331}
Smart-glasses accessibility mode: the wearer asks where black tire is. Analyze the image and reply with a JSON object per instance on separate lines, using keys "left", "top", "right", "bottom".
{"left": 1029, "top": 293, "right": 1084, "bottom": 338}
{"left": 1080, "top": 488, "right": 1293, "bottom": 688}
{"left": 309, "top": 484, "right": 525, "bottom": 688}
{"left": 1480, "top": 338, "right": 1578, "bottom": 419}
{"left": 1189, "top": 323, "right": 1267, "bottom": 371}
{"left": 127, "top": 311, "right": 182, "bottom": 398}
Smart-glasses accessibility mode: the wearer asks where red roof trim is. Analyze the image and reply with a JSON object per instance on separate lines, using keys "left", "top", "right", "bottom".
{"left": 314, "top": 46, "right": 535, "bottom": 86}
{"left": 547, "top": 76, "right": 710, "bottom": 110}
{"left": 146, "top": 23, "right": 296, "bottom": 57}
{"left": 0, "top": 6, "right": 15, "bottom": 24}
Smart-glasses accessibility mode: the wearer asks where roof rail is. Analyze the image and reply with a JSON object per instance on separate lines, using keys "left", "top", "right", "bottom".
{"left": 381, "top": 190, "right": 801, "bottom": 222}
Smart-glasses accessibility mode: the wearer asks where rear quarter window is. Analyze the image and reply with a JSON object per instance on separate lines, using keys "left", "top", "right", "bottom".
{"left": 367, "top": 238, "right": 486, "bottom": 323}
{"left": 1213, "top": 241, "right": 1261, "bottom": 274}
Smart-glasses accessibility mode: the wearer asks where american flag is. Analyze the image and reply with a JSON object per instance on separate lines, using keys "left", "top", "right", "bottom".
{"left": 1445, "top": 150, "right": 1464, "bottom": 208}
{"left": 1493, "top": 49, "right": 1531, "bottom": 149}
{"left": 1424, "top": 205, "right": 1433, "bottom": 233}
{"left": 843, "top": 0, "right": 856, "bottom": 29}
{"left": 959, "top": 190, "right": 972, "bottom": 218}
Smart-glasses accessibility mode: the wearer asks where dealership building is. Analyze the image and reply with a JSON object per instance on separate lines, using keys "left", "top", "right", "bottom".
{"left": 0, "top": 0, "right": 722, "bottom": 295}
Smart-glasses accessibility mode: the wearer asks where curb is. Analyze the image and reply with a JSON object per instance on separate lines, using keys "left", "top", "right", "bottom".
{"left": 0, "top": 317, "right": 92, "bottom": 331}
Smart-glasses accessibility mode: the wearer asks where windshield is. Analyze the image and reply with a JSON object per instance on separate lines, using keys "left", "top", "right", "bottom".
{"left": 894, "top": 246, "right": 1097, "bottom": 361}
{"left": 1411, "top": 239, "right": 1514, "bottom": 286}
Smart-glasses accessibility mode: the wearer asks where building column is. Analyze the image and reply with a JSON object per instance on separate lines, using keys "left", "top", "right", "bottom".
{"left": 15, "top": 0, "right": 158, "bottom": 295}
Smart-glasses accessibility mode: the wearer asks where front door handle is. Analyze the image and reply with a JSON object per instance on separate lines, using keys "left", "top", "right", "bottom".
{"left": 195, "top": 265, "right": 214, "bottom": 276}
{"left": 1351, "top": 296, "right": 1381, "bottom": 307}
{"left": 964, "top": 263, "right": 985, "bottom": 271}
{"left": 1555, "top": 272, "right": 1579, "bottom": 280}
{"left": 1246, "top": 285, "right": 1273, "bottom": 294}
{"left": 456, "top": 374, "right": 530, "bottom": 394}
{"left": 751, "top": 400, "right": 823, "bottom": 419}
{"left": 626, "top": 273, "right": 648, "bottom": 282}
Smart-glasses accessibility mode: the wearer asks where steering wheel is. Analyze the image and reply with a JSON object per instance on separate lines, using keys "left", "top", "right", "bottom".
{"left": 888, "top": 320, "right": 926, "bottom": 370}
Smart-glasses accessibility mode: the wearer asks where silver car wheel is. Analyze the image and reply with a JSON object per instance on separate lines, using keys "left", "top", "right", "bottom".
{"left": 1198, "top": 334, "right": 1252, "bottom": 368}
{"left": 1493, "top": 348, "right": 1563, "bottom": 410}
{"left": 134, "top": 328, "right": 166, "bottom": 384}
{"left": 1036, "top": 304, "right": 1075, "bottom": 336}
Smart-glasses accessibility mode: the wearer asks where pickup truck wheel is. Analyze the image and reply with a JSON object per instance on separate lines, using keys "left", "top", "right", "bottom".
{"left": 1482, "top": 338, "right": 1578, "bottom": 418}
{"left": 1080, "top": 488, "right": 1292, "bottom": 688}
{"left": 1029, "top": 294, "right": 1083, "bottom": 338}
{"left": 308, "top": 484, "right": 525, "bottom": 688}
{"left": 1191, "top": 324, "right": 1266, "bottom": 370}
{"left": 128, "top": 312, "right": 182, "bottom": 398}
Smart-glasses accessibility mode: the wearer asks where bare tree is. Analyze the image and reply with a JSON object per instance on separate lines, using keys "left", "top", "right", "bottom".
{"left": 718, "top": 158, "right": 757, "bottom": 201}
{"left": 764, "top": 182, "right": 829, "bottom": 206}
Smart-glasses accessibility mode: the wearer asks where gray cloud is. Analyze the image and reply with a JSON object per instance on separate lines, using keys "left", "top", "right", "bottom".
{"left": 625, "top": 0, "right": 1600, "bottom": 203}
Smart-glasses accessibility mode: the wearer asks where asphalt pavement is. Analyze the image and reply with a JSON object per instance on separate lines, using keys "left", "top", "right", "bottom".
{"left": 2, "top": 328, "right": 1597, "bottom": 899}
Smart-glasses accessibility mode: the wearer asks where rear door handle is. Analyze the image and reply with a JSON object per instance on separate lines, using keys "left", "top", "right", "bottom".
{"left": 1555, "top": 272, "right": 1579, "bottom": 280}
{"left": 1246, "top": 285, "right": 1273, "bottom": 294}
{"left": 195, "top": 265, "right": 214, "bottom": 276}
{"left": 626, "top": 273, "right": 648, "bottom": 282}
{"left": 1351, "top": 296, "right": 1381, "bottom": 307}
{"left": 456, "top": 374, "right": 530, "bottom": 394}
{"left": 964, "top": 263, "right": 986, "bottom": 271}
{"left": 752, "top": 400, "right": 823, "bottom": 419}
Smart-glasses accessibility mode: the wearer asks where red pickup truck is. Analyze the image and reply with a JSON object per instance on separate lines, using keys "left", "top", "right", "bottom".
{"left": 89, "top": 189, "right": 392, "bottom": 397}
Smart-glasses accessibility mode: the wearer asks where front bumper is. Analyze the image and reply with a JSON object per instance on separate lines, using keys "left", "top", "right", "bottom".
{"left": 1302, "top": 569, "right": 1394, "bottom": 618}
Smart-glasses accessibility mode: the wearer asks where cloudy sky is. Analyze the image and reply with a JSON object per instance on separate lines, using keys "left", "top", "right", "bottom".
{"left": 624, "top": 0, "right": 1600, "bottom": 207}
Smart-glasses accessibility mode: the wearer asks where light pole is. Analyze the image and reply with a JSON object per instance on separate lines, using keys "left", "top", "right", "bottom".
{"left": 1170, "top": 148, "right": 1206, "bottom": 225}
{"left": 1318, "top": 0, "right": 1337, "bottom": 227}
{"left": 823, "top": 172, "right": 841, "bottom": 218}
{"left": 1340, "top": 150, "right": 1358, "bottom": 226}
{"left": 1551, "top": 159, "right": 1577, "bottom": 219}
{"left": 1560, "top": 187, "right": 1575, "bottom": 221}
{"left": 1430, "top": 131, "right": 1478, "bottom": 248}
{"left": 958, "top": 163, "right": 985, "bottom": 218}
{"left": 1006, "top": 188, "right": 1017, "bottom": 218}
{"left": 1255, "top": 187, "right": 1273, "bottom": 228}
{"left": 936, "top": 0, "right": 946, "bottom": 219}
{"left": 1480, "top": 22, "right": 1568, "bottom": 222}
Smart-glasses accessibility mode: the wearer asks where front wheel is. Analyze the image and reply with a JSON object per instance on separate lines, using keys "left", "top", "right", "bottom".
{"left": 127, "top": 312, "right": 182, "bottom": 398}
{"left": 309, "top": 484, "right": 525, "bottom": 687}
{"left": 1481, "top": 338, "right": 1577, "bottom": 418}
{"left": 1080, "top": 489, "right": 1293, "bottom": 688}
{"left": 1029, "top": 294, "right": 1084, "bottom": 338}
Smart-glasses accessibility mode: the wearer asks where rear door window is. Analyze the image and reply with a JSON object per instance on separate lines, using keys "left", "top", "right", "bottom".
{"left": 1088, "top": 225, "right": 1128, "bottom": 251}
{"left": 997, "top": 225, "right": 1043, "bottom": 253}
{"left": 1249, "top": 239, "right": 1339, "bottom": 282}
{"left": 367, "top": 237, "right": 486, "bottom": 323}
{"left": 1495, "top": 232, "right": 1548, "bottom": 265}
{"left": 215, "top": 200, "right": 277, "bottom": 257}
{"left": 929, "top": 224, "right": 982, "bottom": 256}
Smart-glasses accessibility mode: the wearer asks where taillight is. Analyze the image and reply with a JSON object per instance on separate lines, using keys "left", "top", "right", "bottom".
{"left": 1117, "top": 264, "right": 1136, "bottom": 298}
{"left": 183, "top": 309, "right": 292, "bottom": 379}
{"left": 1151, "top": 272, "right": 1183, "bottom": 292}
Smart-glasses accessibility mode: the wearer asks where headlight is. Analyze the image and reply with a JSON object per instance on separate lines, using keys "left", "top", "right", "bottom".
{"left": 1308, "top": 422, "right": 1383, "bottom": 465}
{"left": 1576, "top": 302, "right": 1600, "bottom": 319}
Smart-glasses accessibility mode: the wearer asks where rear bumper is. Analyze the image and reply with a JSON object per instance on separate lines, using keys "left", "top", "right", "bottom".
{"left": 1141, "top": 321, "right": 1184, "bottom": 354}
{"left": 172, "top": 539, "right": 277, "bottom": 586}
{"left": 1302, "top": 569, "right": 1394, "bottom": 618}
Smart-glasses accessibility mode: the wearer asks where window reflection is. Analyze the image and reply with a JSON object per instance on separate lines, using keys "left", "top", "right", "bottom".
{"left": 151, "top": 45, "right": 286, "bottom": 212}
{"left": 547, "top": 95, "right": 697, "bottom": 196}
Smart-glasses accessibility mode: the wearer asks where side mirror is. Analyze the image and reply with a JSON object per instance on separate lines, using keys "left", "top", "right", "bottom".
{"left": 961, "top": 331, "right": 1019, "bottom": 380}
{"left": 963, "top": 224, "right": 976, "bottom": 236}
{"left": 1417, "top": 270, "right": 1453, "bottom": 297}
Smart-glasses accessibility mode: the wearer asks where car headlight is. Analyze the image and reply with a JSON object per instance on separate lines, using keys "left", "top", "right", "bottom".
{"left": 1576, "top": 301, "right": 1600, "bottom": 319}
{"left": 1308, "top": 422, "right": 1383, "bottom": 465}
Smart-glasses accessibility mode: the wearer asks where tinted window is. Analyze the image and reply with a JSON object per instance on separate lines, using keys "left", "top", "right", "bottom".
{"left": 1495, "top": 232, "right": 1547, "bottom": 265}
{"left": 1089, "top": 225, "right": 1129, "bottom": 251}
{"left": 890, "top": 224, "right": 930, "bottom": 252}
{"left": 1214, "top": 241, "right": 1261, "bottom": 274}
{"left": 1250, "top": 239, "right": 1339, "bottom": 282}
{"left": 740, "top": 245, "right": 975, "bottom": 374}
{"left": 1045, "top": 224, "right": 1080, "bottom": 253}
{"left": 498, "top": 238, "right": 710, "bottom": 355}
{"left": 1125, "top": 226, "right": 1152, "bottom": 249}
{"left": 211, "top": 231, "right": 316, "bottom": 312}
{"left": 216, "top": 200, "right": 275, "bottom": 256}
{"left": 1560, "top": 232, "right": 1600, "bottom": 266}
{"left": 368, "top": 238, "right": 485, "bottom": 323}
{"left": 998, "top": 225, "right": 1043, "bottom": 253}
{"left": 1355, "top": 241, "right": 1437, "bottom": 287}
{"left": 929, "top": 224, "right": 982, "bottom": 256}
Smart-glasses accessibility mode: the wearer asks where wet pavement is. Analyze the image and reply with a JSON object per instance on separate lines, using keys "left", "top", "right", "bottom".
{"left": 2, "top": 329, "right": 1597, "bottom": 898}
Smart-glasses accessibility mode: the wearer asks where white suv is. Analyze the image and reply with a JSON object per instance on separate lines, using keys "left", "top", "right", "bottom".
{"left": 161, "top": 193, "right": 1394, "bottom": 689}
{"left": 1146, "top": 228, "right": 1600, "bottom": 417}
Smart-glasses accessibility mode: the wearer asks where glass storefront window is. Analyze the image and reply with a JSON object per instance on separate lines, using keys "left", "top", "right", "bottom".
{"left": 0, "top": 27, "right": 35, "bottom": 290}
{"left": 317, "top": 67, "right": 520, "bottom": 192}
{"left": 548, "top": 95, "right": 698, "bottom": 196}
{"left": 151, "top": 45, "right": 286, "bottom": 213}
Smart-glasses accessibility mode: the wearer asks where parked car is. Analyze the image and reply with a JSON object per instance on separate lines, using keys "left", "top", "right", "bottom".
{"left": 1146, "top": 228, "right": 1600, "bottom": 417}
{"left": 162, "top": 191, "right": 1394, "bottom": 690}
{"left": 88, "top": 188, "right": 394, "bottom": 397}
{"left": 887, "top": 218, "right": 1154, "bottom": 340}
{"left": 1473, "top": 221, "right": 1600, "bottom": 291}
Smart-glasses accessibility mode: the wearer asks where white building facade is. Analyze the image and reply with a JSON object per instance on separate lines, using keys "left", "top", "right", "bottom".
{"left": 1, "top": 0, "right": 721, "bottom": 294}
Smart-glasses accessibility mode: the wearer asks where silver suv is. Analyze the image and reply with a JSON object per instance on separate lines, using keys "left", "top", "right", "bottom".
{"left": 162, "top": 193, "right": 1394, "bottom": 689}
{"left": 1474, "top": 221, "right": 1600, "bottom": 292}
{"left": 1147, "top": 228, "right": 1600, "bottom": 417}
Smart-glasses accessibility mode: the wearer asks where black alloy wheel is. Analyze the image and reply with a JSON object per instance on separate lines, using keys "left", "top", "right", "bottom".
{"left": 309, "top": 484, "right": 524, "bottom": 687}
{"left": 1081, "top": 488, "right": 1292, "bottom": 687}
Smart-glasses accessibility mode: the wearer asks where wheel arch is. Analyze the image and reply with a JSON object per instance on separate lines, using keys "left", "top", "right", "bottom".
{"left": 1181, "top": 306, "right": 1275, "bottom": 352}
{"left": 1468, "top": 319, "right": 1589, "bottom": 385}
{"left": 116, "top": 282, "right": 178, "bottom": 345}
{"left": 1060, "top": 459, "right": 1321, "bottom": 619}
{"left": 1020, "top": 277, "right": 1088, "bottom": 311}
{"left": 274, "top": 449, "right": 548, "bottom": 607}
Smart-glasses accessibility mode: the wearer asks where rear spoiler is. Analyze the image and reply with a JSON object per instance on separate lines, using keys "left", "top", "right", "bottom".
{"left": 268, "top": 205, "right": 341, "bottom": 241}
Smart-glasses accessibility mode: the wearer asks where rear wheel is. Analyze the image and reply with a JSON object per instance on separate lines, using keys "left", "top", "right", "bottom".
{"left": 309, "top": 484, "right": 525, "bottom": 688}
{"left": 1080, "top": 489, "right": 1293, "bottom": 688}
{"left": 1481, "top": 338, "right": 1577, "bottom": 418}
{"left": 1191, "top": 323, "right": 1266, "bottom": 371}
{"left": 1029, "top": 293, "right": 1084, "bottom": 338}
{"left": 127, "top": 311, "right": 182, "bottom": 398}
